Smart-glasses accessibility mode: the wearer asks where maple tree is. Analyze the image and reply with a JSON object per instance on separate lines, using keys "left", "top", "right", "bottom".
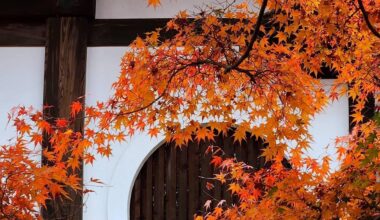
{"left": 1, "top": 0, "right": 380, "bottom": 219}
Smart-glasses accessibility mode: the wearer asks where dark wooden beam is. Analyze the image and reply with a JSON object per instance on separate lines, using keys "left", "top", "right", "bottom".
{"left": 0, "top": 17, "right": 344, "bottom": 81}
{"left": 0, "top": 19, "right": 170, "bottom": 47}
{"left": 0, "top": 19, "right": 46, "bottom": 46}
{"left": 42, "top": 17, "right": 88, "bottom": 220}
{"left": 88, "top": 19, "right": 171, "bottom": 46}
{"left": 0, "top": 0, "right": 95, "bottom": 18}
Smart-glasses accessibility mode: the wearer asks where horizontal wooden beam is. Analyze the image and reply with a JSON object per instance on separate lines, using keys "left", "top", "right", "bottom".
{"left": 88, "top": 19, "right": 171, "bottom": 46}
{"left": 0, "top": 19, "right": 170, "bottom": 47}
{"left": 0, "top": 0, "right": 95, "bottom": 18}
{"left": 0, "top": 19, "right": 46, "bottom": 46}
{"left": 0, "top": 18, "right": 339, "bottom": 80}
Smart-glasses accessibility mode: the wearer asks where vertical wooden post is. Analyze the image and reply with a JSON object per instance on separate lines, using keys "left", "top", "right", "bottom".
{"left": 42, "top": 17, "right": 88, "bottom": 220}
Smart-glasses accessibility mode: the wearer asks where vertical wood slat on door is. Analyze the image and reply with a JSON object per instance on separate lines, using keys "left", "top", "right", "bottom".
{"left": 200, "top": 139, "right": 212, "bottom": 210}
{"left": 131, "top": 131, "right": 265, "bottom": 219}
{"left": 212, "top": 134, "right": 223, "bottom": 202}
{"left": 144, "top": 159, "right": 153, "bottom": 220}
{"left": 187, "top": 141, "right": 200, "bottom": 219}
{"left": 166, "top": 143, "right": 177, "bottom": 220}
{"left": 247, "top": 134, "right": 258, "bottom": 168}
{"left": 153, "top": 147, "right": 165, "bottom": 219}
{"left": 222, "top": 133, "right": 234, "bottom": 205}
{"left": 139, "top": 159, "right": 153, "bottom": 220}
{"left": 177, "top": 146, "right": 188, "bottom": 220}
{"left": 134, "top": 174, "right": 141, "bottom": 219}
{"left": 130, "top": 185, "right": 135, "bottom": 219}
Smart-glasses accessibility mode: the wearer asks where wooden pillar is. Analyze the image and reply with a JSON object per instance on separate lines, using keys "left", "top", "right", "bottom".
{"left": 42, "top": 17, "right": 88, "bottom": 220}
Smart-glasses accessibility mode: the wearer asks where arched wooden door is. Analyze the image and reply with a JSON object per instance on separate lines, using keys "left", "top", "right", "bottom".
{"left": 130, "top": 131, "right": 266, "bottom": 220}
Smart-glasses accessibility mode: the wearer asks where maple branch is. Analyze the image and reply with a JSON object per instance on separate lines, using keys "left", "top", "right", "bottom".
{"left": 357, "top": 0, "right": 380, "bottom": 39}
{"left": 114, "top": 61, "right": 207, "bottom": 118}
{"left": 182, "top": 58, "right": 264, "bottom": 84}
{"left": 225, "top": 0, "right": 268, "bottom": 73}
{"left": 114, "top": 70, "right": 178, "bottom": 117}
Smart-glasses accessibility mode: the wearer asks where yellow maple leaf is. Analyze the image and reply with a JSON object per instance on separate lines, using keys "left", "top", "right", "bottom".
{"left": 229, "top": 183, "right": 241, "bottom": 194}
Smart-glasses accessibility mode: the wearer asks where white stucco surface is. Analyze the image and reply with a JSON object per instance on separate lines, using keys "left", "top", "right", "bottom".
{"left": 84, "top": 47, "right": 349, "bottom": 220}
{"left": 96, "top": 0, "right": 217, "bottom": 18}
{"left": 307, "top": 80, "right": 349, "bottom": 170}
{"left": 0, "top": 48, "right": 44, "bottom": 145}
{"left": 85, "top": 47, "right": 165, "bottom": 220}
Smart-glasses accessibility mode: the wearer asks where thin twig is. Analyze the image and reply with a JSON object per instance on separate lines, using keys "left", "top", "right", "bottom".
{"left": 225, "top": 0, "right": 269, "bottom": 72}
{"left": 358, "top": 0, "right": 380, "bottom": 38}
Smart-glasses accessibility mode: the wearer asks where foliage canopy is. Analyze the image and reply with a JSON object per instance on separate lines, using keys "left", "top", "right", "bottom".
{"left": 1, "top": 0, "right": 379, "bottom": 219}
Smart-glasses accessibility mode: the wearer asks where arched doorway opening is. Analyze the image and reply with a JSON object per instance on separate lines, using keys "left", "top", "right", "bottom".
{"left": 130, "top": 130, "right": 267, "bottom": 220}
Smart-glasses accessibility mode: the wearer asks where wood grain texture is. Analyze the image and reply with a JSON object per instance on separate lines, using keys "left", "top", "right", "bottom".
{"left": 142, "top": 159, "right": 153, "bottom": 220}
{"left": 42, "top": 17, "right": 88, "bottom": 220}
{"left": 0, "top": 0, "right": 95, "bottom": 18}
{"left": 88, "top": 19, "right": 171, "bottom": 46}
{"left": 153, "top": 147, "right": 165, "bottom": 219}
{"left": 130, "top": 131, "right": 267, "bottom": 219}
{"left": 165, "top": 143, "right": 177, "bottom": 220}
{"left": 187, "top": 141, "right": 200, "bottom": 219}
{"left": 0, "top": 19, "right": 45, "bottom": 46}
{"left": 177, "top": 147, "right": 188, "bottom": 220}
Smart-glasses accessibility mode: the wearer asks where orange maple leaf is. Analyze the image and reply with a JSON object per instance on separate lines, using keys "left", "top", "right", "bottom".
{"left": 206, "top": 182, "right": 214, "bottom": 190}
{"left": 229, "top": 183, "right": 241, "bottom": 194}
{"left": 70, "top": 101, "right": 82, "bottom": 117}
{"left": 55, "top": 118, "right": 68, "bottom": 128}
{"left": 210, "top": 155, "right": 223, "bottom": 167}
{"left": 148, "top": 127, "right": 159, "bottom": 138}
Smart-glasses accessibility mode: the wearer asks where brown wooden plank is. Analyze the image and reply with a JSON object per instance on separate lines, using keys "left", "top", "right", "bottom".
{"left": 0, "top": 19, "right": 45, "bottom": 46}
{"left": 140, "top": 162, "right": 147, "bottom": 220}
{"left": 142, "top": 158, "right": 153, "bottom": 220}
{"left": 133, "top": 174, "right": 142, "bottom": 220}
{"left": 234, "top": 136, "right": 247, "bottom": 163}
{"left": 177, "top": 147, "right": 188, "bottom": 220}
{"left": 188, "top": 141, "right": 200, "bottom": 219}
{"left": 258, "top": 137, "right": 267, "bottom": 168}
{"left": 0, "top": 0, "right": 95, "bottom": 18}
{"left": 153, "top": 148, "right": 165, "bottom": 219}
{"left": 222, "top": 132, "right": 234, "bottom": 205}
{"left": 233, "top": 136, "right": 245, "bottom": 205}
{"left": 212, "top": 134, "right": 223, "bottom": 202}
{"left": 247, "top": 134, "right": 257, "bottom": 167}
{"left": 88, "top": 19, "right": 171, "bottom": 46}
{"left": 200, "top": 139, "right": 212, "bottom": 210}
{"left": 130, "top": 186, "right": 136, "bottom": 219}
{"left": 42, "top": 17, "right": 88, "bottom": 220}
{"left": 165, "top": 143, "right": 177, "bottom": 220}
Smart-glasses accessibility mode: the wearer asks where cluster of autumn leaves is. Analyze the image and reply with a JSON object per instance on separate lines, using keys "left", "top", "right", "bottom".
{"left": 1, "top": 0, "right": 379, "bottom": 219}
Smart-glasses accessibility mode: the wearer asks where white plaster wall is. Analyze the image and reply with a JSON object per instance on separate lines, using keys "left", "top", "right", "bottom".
{"left": 308, "top": 80, "right": 349, "bottom": 170}
{"left": 0, "top": 48, "right": 44, "bottom": 145}
{"left": 85, "top": 47, "right": 349, "bottom": 220}
{"left": 96, "top": 0, "right": 219, "bottom": 18}
{"left": 85, "top": 47, "right": 126, "bottom": 220}
{"left": 85, "top": 47, "right": 165, "bottom": 220}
